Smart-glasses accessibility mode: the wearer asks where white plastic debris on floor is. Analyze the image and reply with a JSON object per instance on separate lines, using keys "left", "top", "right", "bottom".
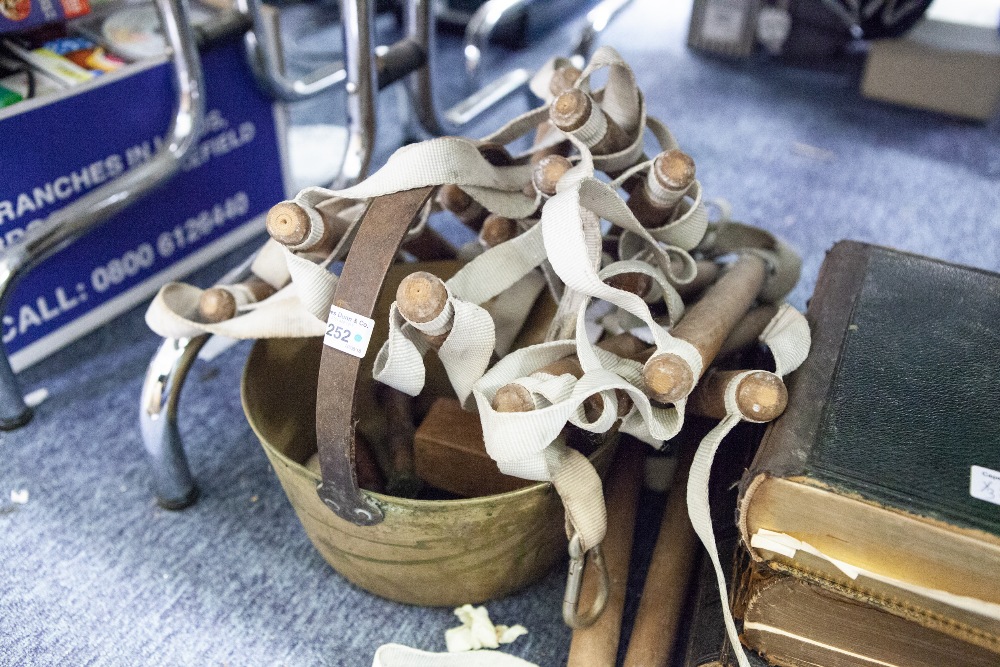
{"left": 445, "top": 605, "right": 529, "bottom": 653}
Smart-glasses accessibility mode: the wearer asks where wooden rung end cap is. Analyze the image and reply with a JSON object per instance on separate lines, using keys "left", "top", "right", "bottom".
{"left": 437, "top": 184, "right": 473, "bottom": 213}
{"left": 532, "top": 155, "right": 573, "bottom": 196}
{"left": 550, "top": 88, "right": 592, "bottom": 132}
{"left": 198, "top": 287, "right": 237, "bottom": 323}
{"left": 396, "top": 271, "right": 449, "bottom": 324}
{"left": 735, "top": 371, "right": 787, "bottom": 422}
{"left": 266, "top": 201, "right": 312, "bottom": 247}
{"left": 643, "top": 353, "right": 695, "bottom": 405}
{"left": 479, "top": 214, "right": 518, "bottom": 248}
{"left": 492, "top": 383, "right": 535, "bottom": 413}
{"left": 549, "top": 65, "right": 582, "bottom": 97}
{"left": 652, "top": 149, "right": 696, "bottom": 192}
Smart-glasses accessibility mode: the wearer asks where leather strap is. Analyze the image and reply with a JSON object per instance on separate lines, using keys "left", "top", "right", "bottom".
{"left": 315, "top": 186, "right": 435, "bottom": 525}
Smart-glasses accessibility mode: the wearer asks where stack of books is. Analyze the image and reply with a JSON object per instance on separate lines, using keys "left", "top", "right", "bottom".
{"left": 684, "top": 241, "right": 1000, "bottom": 667}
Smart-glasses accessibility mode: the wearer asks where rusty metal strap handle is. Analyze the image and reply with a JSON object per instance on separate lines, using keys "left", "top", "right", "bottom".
{"left": 314, "top": 186, "right": 435, "bottom": 526}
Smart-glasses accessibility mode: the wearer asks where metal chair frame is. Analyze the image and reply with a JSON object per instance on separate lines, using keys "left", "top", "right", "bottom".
{"left": 462, "top": 0, "right": 636, "bottom": 87}
{"left": 0, "top": 0, "right": 206, "bottom": 431}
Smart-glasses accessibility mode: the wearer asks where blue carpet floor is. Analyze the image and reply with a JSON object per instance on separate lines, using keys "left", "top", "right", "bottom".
{"left": 2, "top": 1, "right": 998, "bottom": 665}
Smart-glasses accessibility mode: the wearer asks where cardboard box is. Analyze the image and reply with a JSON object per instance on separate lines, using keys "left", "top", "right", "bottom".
{"left": 862, "top": 19, "right": 1000, "bottom": 121}
{"left": 0, "top": 36, "right": 289, "bottom": 370}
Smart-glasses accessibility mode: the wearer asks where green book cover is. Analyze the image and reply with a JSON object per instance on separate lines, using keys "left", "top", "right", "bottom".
{"left": 738, "top": 240, "right": 1000, "bottom": 649}
{"left": 748, "top": 240, "right": 1000, "bottom": 532}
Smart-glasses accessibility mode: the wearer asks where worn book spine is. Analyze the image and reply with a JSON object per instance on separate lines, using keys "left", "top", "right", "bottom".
{"left": 740, "top": 564, "right": 1000, "bottom": 667}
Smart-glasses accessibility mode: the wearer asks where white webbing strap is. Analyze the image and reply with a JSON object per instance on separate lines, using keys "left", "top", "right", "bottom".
{"left": 685, "top": 304, "right": 810, "bottom": 667}
{"left": 372, "top": 645, "right": 538, "bottom": 667}
{"left": 282, "top": 247, "right": 338, "bottom": 322}
{"left": 145, "top": 282, "right": 328, "bottom": 340}
{"left": 373, "top": 287, "right": 495, "bottom": 408}
{"left": 472, "top": 287, "right": 696, "bottom": 552}
{"left": 545, "top": 436, "right": 607, "bottom": 555}
{"left": 144, "top": 190, "right": 373, "bottom": 341}
{"left": 373, "top": 224, "right": 551, "bottom": 405}
{"left": 310, "top": 137, "right": 539, "bottom": 221}
{"left": 574, "top": 48, "right": 646, "bottom": 175}
{"left": 598, "top": 259, "right": 685, "bottom": 325}
{"left": 616, "top": 179, "right": 709, "bottom": 257}
{"left": 483, "top": 104, "right": 550, "bottom": 149}
{"left": 144, "top": 237, "right": 333, "bottom": 340}
{"left": 576, "top": 46, "right": 641, "bottom": 136}
{"left": 545, "top": 207, "right": 604, "bottom": 341}
{"left": 467, "top": 146, "right": 709, "bottom": 551}
{"left": 484, "top": 271, "right": 547, "bottom": 356}
{"left": 699, "top": 221, "right": 803, "bottom": 304}
{"left": 249, "top": 237, "right": 292, "bottom": 289}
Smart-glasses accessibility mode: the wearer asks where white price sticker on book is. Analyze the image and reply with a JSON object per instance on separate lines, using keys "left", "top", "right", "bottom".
{"left": 324, "top": 305, "right": 375, "bottom": 358}
{"left": 971, "top": 465, "right": 1000, "bottom": 506}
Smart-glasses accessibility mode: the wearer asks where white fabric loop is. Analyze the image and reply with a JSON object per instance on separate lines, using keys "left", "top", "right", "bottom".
{"left": 145, "top": 235, "right": 333, "bottom": 341}
{"left": 686, "top": 305, "right": 812, "bottom": 667}
{"left": 760, "top": 303, "right": 811, "bottom": 376}
{"left": 372, "top": 644, "right": 538, "bottom": 667}
{"left": 315, "top": 137, "right": 540, "bottom": 220}
{"left": 568, "top": 99, "right": 609, "bottom": 148}
{"left": 698, "top": 221, "right": 802, "bottom": 304}
{"left": 373, "top": 290, "right": 495, "bottom": 408}
{"left": 282, "top": 248, "right": 339, "bottom": 322}
{"left": 577, "top": 46, "right": 641, "bottom": 135}
{"left": 597, "top": 260, "right": 685, "bottom": 326}
{"left": 250, "top": 239, "right": 292, "bottom": 288}
{"left": 146, "top": 281, "right": 327, "bottom": 340}
{"left": 374, "top": 224, "right": 551, "bottom": 402}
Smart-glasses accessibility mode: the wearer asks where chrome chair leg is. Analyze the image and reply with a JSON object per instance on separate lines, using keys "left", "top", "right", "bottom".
{"left": 572, "top": 0, "right": 636, "bottom": 61}
{"left": 462, "top": 0, "right": 532, "bottom": 87}
{"left": 405, "top": 0, "right": 531, "bottom": 137}
{"left": 138, "top": 254, "right": 255, "bottom": 508}
{"left": 0, "top": 0, "right": 206, "bottom": 430}
{"left": 140, "top": 335, "right": 210, "bottom": 509}
{"left": 237, "top": 0, "right": 347, "bottom": 102}
{"left": 335, "top": 0, "right": 378, "bottom": 187}
{"left": 455, "top": 0, "right": 636, "bottom": 124}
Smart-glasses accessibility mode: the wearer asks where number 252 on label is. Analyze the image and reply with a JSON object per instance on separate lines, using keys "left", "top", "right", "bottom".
{"left": 324, "top": 305, "right": 375, "bottom": 358}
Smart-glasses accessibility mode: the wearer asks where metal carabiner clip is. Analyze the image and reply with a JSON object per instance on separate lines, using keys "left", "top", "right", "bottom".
{"left": 562, "top": 532, "right": 610, "bottom": 628}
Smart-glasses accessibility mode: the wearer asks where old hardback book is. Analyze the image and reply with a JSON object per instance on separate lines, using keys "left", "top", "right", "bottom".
{"left": 737, "top": 240, "right": 1000, "bottom": 651}
{"left": 737, "top": 562, "right": 1000, "bottom": 667}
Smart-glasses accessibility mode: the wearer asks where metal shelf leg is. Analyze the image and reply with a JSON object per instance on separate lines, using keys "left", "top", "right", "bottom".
{"left": 335, "top": 0, "right": 378, "bottom": 187}
{"left": 459, "top": 0, "right": 636, "bottom": 109}
{"left": 238, "top": 0, "right": 347, "bottom": 102}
